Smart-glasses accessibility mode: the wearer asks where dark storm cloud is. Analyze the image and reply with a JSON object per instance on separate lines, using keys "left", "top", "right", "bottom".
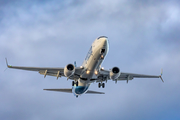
{"left": 0, "top": 0, "right": 180, "bottom": 120}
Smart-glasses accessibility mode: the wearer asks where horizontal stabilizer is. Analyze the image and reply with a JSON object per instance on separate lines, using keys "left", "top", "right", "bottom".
{"left": 43, "top": 89, "right": 72, "bottom": 93}
{"left": 43, "top": 88, "right": 105, "bottom": 94}
{"left": 86, "top": 90, "right": 105, "bottom": 94}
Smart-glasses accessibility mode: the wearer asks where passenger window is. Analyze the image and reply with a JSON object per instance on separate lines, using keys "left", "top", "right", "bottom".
{"left": 85, "top": 46, "right": 92, "bottom": 60}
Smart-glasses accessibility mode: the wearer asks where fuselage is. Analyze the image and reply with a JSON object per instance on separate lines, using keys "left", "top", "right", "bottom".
{"left": 72, "top": 36, "right": 109, "bottom": 96}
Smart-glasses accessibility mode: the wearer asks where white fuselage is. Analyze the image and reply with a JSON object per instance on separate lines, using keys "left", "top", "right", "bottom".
{"left": 72, "top": 36, "right": 109, "bottom": 96}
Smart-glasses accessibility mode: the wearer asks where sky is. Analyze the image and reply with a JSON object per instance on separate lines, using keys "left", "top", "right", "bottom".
{"left": 0, "top": 0, "right": 180, "bottom": 120}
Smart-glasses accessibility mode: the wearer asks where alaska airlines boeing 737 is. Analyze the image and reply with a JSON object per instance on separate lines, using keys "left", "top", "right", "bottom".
{"left": 6, "top": 36, "right": 163, "bottom": 97}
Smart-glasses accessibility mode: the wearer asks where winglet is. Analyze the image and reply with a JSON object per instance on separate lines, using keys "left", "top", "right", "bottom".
{"left": 160, "top": 69, "right": 164, "bottom": 82}
{"left": 4, "top": 58, "right": 10, "bottom": 71}
{"left": 160, "top": 76, "right": 164, "bottom": 82}
{"left": 161, "top": 69, "right": 163, "bottom": 76}
{"left": 5, "top": 58, "right": 11, "bottom": 68}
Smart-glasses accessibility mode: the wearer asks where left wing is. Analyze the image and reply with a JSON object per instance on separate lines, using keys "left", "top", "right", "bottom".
{"left": 6, "top": 59, "right": 82, "bottom": 80}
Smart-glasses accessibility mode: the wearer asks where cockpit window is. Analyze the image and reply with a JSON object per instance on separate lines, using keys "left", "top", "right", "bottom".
{"left": 97, "top": 36, "right": 108, "bottom": 39}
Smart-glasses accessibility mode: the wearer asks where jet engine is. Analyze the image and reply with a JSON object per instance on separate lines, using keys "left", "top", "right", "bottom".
{"left": 110, "top": 67, "right": 120, "bottom": 80}
{"left": 64, "top": 64, "right": 75, "bottom": 78}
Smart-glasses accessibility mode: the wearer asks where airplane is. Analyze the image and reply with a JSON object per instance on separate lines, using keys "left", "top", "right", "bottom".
{"left": 6, "top": 36, "right": 164, "bottom": 97}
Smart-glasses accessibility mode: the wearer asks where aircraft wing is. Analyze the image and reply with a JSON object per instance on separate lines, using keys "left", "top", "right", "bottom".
{"left": 97, "top": 69, "right": 163, "bottom": 83}
{"left": 117, "top": 72, "right": 163, "bottom": 82}
{"left": 6, "top": 59, "right": 82, "bottom": 80}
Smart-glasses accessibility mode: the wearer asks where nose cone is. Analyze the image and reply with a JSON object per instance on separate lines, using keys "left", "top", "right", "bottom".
{"left": 98, "top": 36, "right": 108, "bottom": 45}
{"left": 97, "top": 36, "right": 109, "bottom": 51}
{"left": 103, "top": 38, "right": 108, "bottom": 46}
{"left": 99, "top": 37, "right": 109, "bottom": 54}
{"left": 101, "top": 38, "right": 109, "bottom": 48}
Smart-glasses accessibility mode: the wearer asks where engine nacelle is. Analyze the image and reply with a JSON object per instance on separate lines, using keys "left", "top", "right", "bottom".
{"left": 64, "top": 64, "right": 75, "bottom": 78}
{"left": 110, "top": 67, "right": 120, "bottom": 80}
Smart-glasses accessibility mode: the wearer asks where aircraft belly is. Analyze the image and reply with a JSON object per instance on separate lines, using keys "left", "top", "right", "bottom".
{"left": 81, "top": 56, "right": 101, "bottom": 79}
{"left": 72, "top": 81, "right": 90, "bottom": 95}
{"left": 80, "top": 42, "right": 107, "bottom": 80}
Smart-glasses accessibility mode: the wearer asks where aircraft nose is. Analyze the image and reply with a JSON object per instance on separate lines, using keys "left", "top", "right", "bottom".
{"left": 104, "top": 39, "right": 108, "bottom": 45}
{"left": 97, "top": 36, "right": 109, "bottom": 47}
{"left": 102, "top": 38, "right": 108, "bottom": 46}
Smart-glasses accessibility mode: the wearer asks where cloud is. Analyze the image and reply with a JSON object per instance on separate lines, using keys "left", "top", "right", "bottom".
{"left": 0, "top": 0, "right": 180, "bottom": 120}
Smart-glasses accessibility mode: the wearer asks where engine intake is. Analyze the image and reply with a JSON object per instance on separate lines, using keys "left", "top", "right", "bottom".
{"left": 64, "top": 64, "right": 75, "bottom": 77}
{"left": 110, "top": 67, "right": 120, "bottom": 80}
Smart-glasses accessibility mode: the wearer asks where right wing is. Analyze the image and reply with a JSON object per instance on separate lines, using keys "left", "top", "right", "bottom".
{"left": 6, "top": 59, "right": 82, "bottom": 80}
{"left": 118, "top": 72, "right": 163, "bottom": 82}
{"left": 97, "top": 69, "right": 163, "bottom": 83}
